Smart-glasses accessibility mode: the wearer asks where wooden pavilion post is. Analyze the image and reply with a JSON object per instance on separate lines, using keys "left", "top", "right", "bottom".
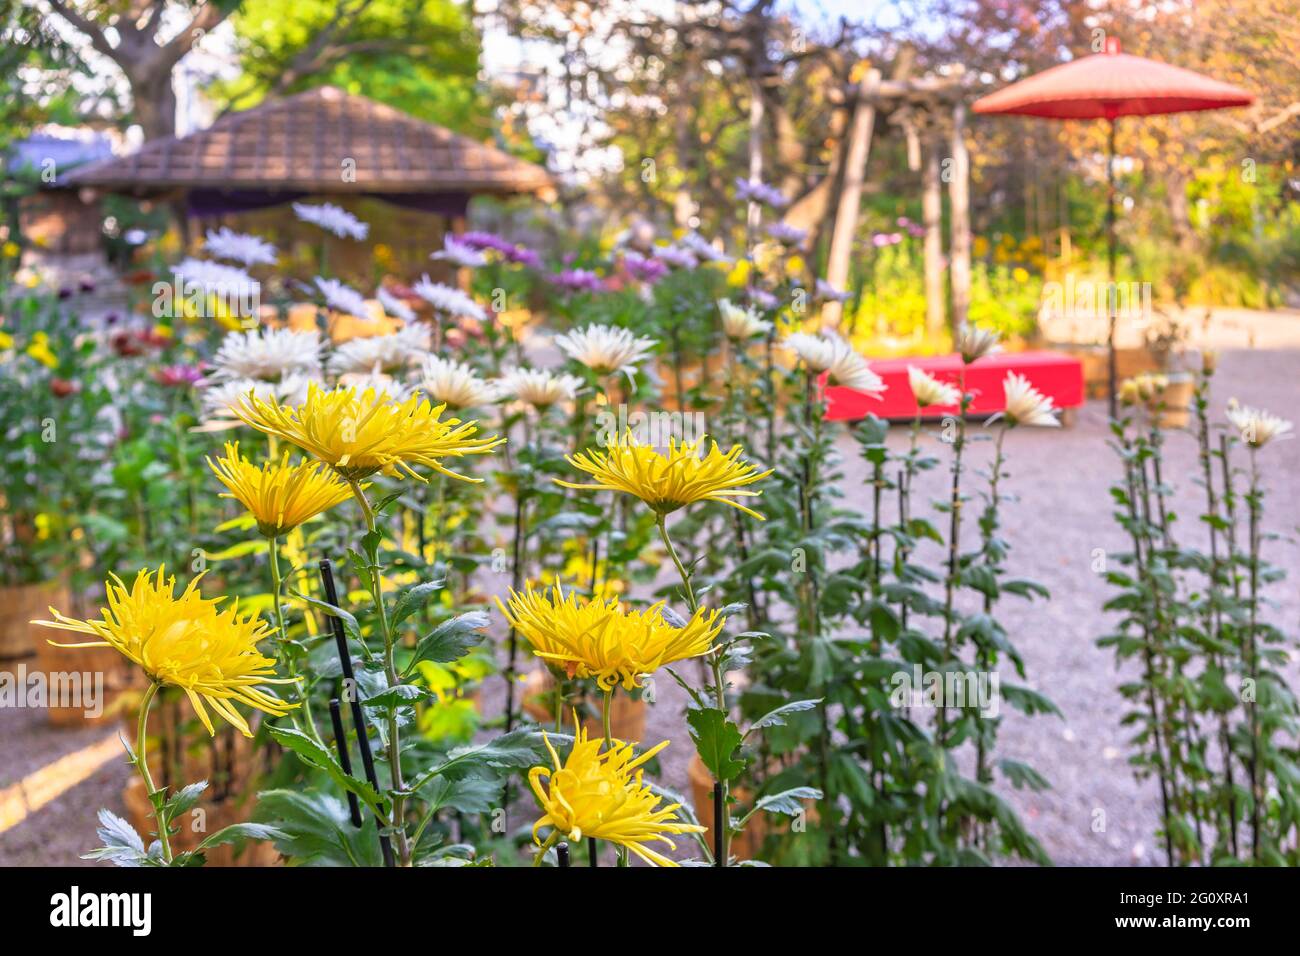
{"left": 821, "top": 66, "right": 881, "bottom": 328}
{"left": 948, "top": 94, "right": 972, "bottom": 333}
{"left": 922, "top": 128, "right": 946, "bottom": 337}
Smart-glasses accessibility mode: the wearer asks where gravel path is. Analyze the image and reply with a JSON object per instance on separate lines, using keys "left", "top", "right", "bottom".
{"left": 5, "top": 308, "right": 1296, "bottom": 866}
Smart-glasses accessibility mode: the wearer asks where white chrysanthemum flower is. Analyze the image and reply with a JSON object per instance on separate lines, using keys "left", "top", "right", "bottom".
{"left": 955, "top": 323, "right": 1001, "bottom": 365}
{"left": 718, "top": 298, "right": 772, "bottom": 341}
{"left": 679, "top": 232, "right": 733, "bottom": 265}
{"left": 208, "top": 328, "right": 323, "bottom": 382}
{"left": 554, "top": 324, "right": 657, "bottom": 380}
{"left": 376, "top": 286, "right": 417, "bottom": 323}
{"left": 416, "top": 355, "right": 499, "bottom": 410}
{"left": 327, "top": 323, "right": 432, "bottom": 375}
{"left": 412, "top": 275, "right": 487, "bottom": 322}
{"left": 337, "top": 365, "right": 407, "bottom": 399}
{"left": 203, "top": 227, "right": 277, "bottom": 267}
{"left": 292, "top": 202, "right": 369, "bottom": 240}
{"left": 783, "top": 332, "right": 885, "bottom": 395}
{"left": 431, "top": 235, "right": 488, "bottom": 268}
{"left": 1001, "top": 372, "right": 1060, "bottom": 427}
{"left": 494, "top": 367, "right": 583, "bottom": 409}
{"left": 1226, "top": 399, "right": 1293, "bottom": 448}
{"left": 907, "top": 366, "right": 960, "bottom": 408}
{"left": 173, "top": 258, "right": 259, "bottom": 297}
{"left": 314, "top": 277, "right": 371, "bottom": 318}
{"left": 196, "top": 374, "right": 317, "bottom": 431}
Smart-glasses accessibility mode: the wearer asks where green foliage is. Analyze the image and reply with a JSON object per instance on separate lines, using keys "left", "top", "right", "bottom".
{"left": 216, "top": 0, "right": 489, "bottom": 137}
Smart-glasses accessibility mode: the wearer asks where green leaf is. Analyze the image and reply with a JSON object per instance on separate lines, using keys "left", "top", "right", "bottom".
{"left": 195, "top": 822, "right": 286, "bottom": 851}
{"left": 255, "top": 789, "right": 383, "bottom": 867}
{"left": 390, "top": 580, "right": 446, "bottom": 631}
{"left": 409, "top": 729, "right": 553, "bottom": 791}
{"left": 362, "top": 683, "right": 429, "bottom": 711}
{"left": 745, "top": 698, "right": 822, "bottom": 738}
{"left": 408, "top": 611, "right": 488, "bottom": 670}
{"left": 687, "top": 707, "right": 746, "bottom": 783}
{"left": 750, "top": 786, "right": 822, "bottom": 818}
{"left": 292, "top": 590, "right": 363, "bottom": 644}
{"left": 164, "top": 781, "right": 208, "bottom": 818}
{"left": 266, "top": 725, "right": 384, "bottom": 816}
{"left": 81, "top": 808, "right": 159, "bottom": 867}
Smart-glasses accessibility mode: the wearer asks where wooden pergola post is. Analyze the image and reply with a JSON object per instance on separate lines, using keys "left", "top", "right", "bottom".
{"left": 922, "top": 131, "right": 946, "bottom": 337}
{"left": 948, "top": 99, "right": 972, "bottom": 332}
{"left": 821, "top": 67, "right": 881, "bottom": 328}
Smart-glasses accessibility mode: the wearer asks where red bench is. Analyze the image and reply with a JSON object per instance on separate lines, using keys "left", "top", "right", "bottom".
{"left": 824, "top": 349, "right": 1085, "bottom": 422}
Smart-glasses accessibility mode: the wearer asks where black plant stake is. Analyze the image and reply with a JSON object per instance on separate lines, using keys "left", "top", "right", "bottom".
{"left": 588, "top": 836, "right": 598, "bottom": 867}
{"left": 328, "top": 699, "right": 363, "bottom": 828}
{"left": 557, "top": 842, "right": 570, "bottom": 868}
{"left": 320, "top": 559, "right": 395, "bottom": 868}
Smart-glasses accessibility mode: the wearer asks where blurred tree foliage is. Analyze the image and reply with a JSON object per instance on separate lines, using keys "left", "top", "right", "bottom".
{"left": 0, "top": 1, "right": 96, "bottom": 151}
{"left": 213, "top": 0, "right": 490, "bottom": 138}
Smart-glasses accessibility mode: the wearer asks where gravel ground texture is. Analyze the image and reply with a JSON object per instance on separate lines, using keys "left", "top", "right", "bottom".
{"left": 3, "top": 307, "right": 1296, "bottom": 867}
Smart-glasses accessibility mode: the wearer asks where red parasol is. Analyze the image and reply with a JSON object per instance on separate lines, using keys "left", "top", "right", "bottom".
{"left": 972, "top": 37, "right": 1253, "bottom": 414}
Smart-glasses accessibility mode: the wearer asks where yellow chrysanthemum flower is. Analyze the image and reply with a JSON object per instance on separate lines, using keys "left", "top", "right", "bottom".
{"left": 497, "top": 582, "right": 723, "bottom": 690}
{"left": 231, "top": 382, "right": 504, "bottom": 482}
{"left": 206, "top": 441, "right": 355, "bottom": 537}
{"left": 557, "top": 432, "right": 773, "bottom": 519}
{"left": 529, "top": 724, "right": 704, "bottom": 866}
{"left": 33, "top": 567, "right": 296, "bottom": 736}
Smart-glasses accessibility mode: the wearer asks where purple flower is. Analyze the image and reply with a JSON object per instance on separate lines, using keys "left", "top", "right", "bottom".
{"left": 766, "top": 222, "right": 808, "bottom": 246}
{"left": 736, "top": 177, "right": 788, "bottom": 208}
{"left": 548, "top": 268, "right": 606, "bottom": 294}
{"left": 896, "top": 216, "right": 911, "bottom": 228}
{"left": 815, "top": 279, "right": 852, "bottom": 302}
{"left": 746, "top": 286, "right": 779, "bottom": 310}
{"left": 623, "top": 253, "right": 668, "bottom": 284}
{"left": 458, "top": 230, "right": 541, "bottom": 268}
{"left": 654, "top": 245, "right": 698, "bottom": 270}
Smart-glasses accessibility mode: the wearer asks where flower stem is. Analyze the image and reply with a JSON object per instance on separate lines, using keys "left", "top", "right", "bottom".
{"left": 269, "top": 535, "right": 321, "bottom": 744}
{"left": 134, "top": 681, "right": 172, "bottom": 864}
{"left": 348, "top": 478, "right": 412, "bottom": 866}
{"left": 657, "top": 512, "right": 728, "bottom": 866}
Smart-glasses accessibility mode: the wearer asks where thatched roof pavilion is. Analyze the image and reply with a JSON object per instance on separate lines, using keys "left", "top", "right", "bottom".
{"left": 65, "top": 86, "right": 554, "bottom": 217}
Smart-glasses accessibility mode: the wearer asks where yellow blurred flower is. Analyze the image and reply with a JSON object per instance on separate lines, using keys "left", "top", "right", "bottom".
{"left": 1012, "top": 267, "right": 1030, "bottom": 284}
{"left": 25, "top": 331, "right": 57, "bottom": 369}
{"left": 497, "top": 582, "right": 723, "bottom": 691}
{"left": 0, "top": 330, "right": 13, "bottom": 350}
{"left": 2, "top": 241, "right": 19, "bottom": 257}
{"left": 558, "top": 432, "right": 772, "bottom": 519}
{"left": 725, "top": 258, "right": 751, "bottom": 287}
{"left": 529, "top": 724, "right": 704, "bottom": 866}
{"left": 232, "top": 383, "right": 504, "bottom": 482}
{"left": 207, "top": 441, "right": 355, "bottom": 537}
{"left": 972, "top": 236, "right": 990, "bottom": 258}
{"left": 33, "top": 567, "right": 296, "bottom": 736}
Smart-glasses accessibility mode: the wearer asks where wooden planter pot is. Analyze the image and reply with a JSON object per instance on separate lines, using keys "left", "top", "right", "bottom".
{"left": 1152, "top": 373, "right": 1195, "bottom": 429}
{"left": 0, "top": 581, "right": 68, "bottom": 660}
{"left": 123, "top": 775, "right": 279, "bottom": 867}
{"left": 520, "top": 668, "right": 647, "bottom": 742}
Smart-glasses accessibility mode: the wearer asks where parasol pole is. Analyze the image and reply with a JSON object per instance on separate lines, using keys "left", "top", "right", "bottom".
{"left": 1106, "top": 115, "right": 1118, "bottom": 418}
